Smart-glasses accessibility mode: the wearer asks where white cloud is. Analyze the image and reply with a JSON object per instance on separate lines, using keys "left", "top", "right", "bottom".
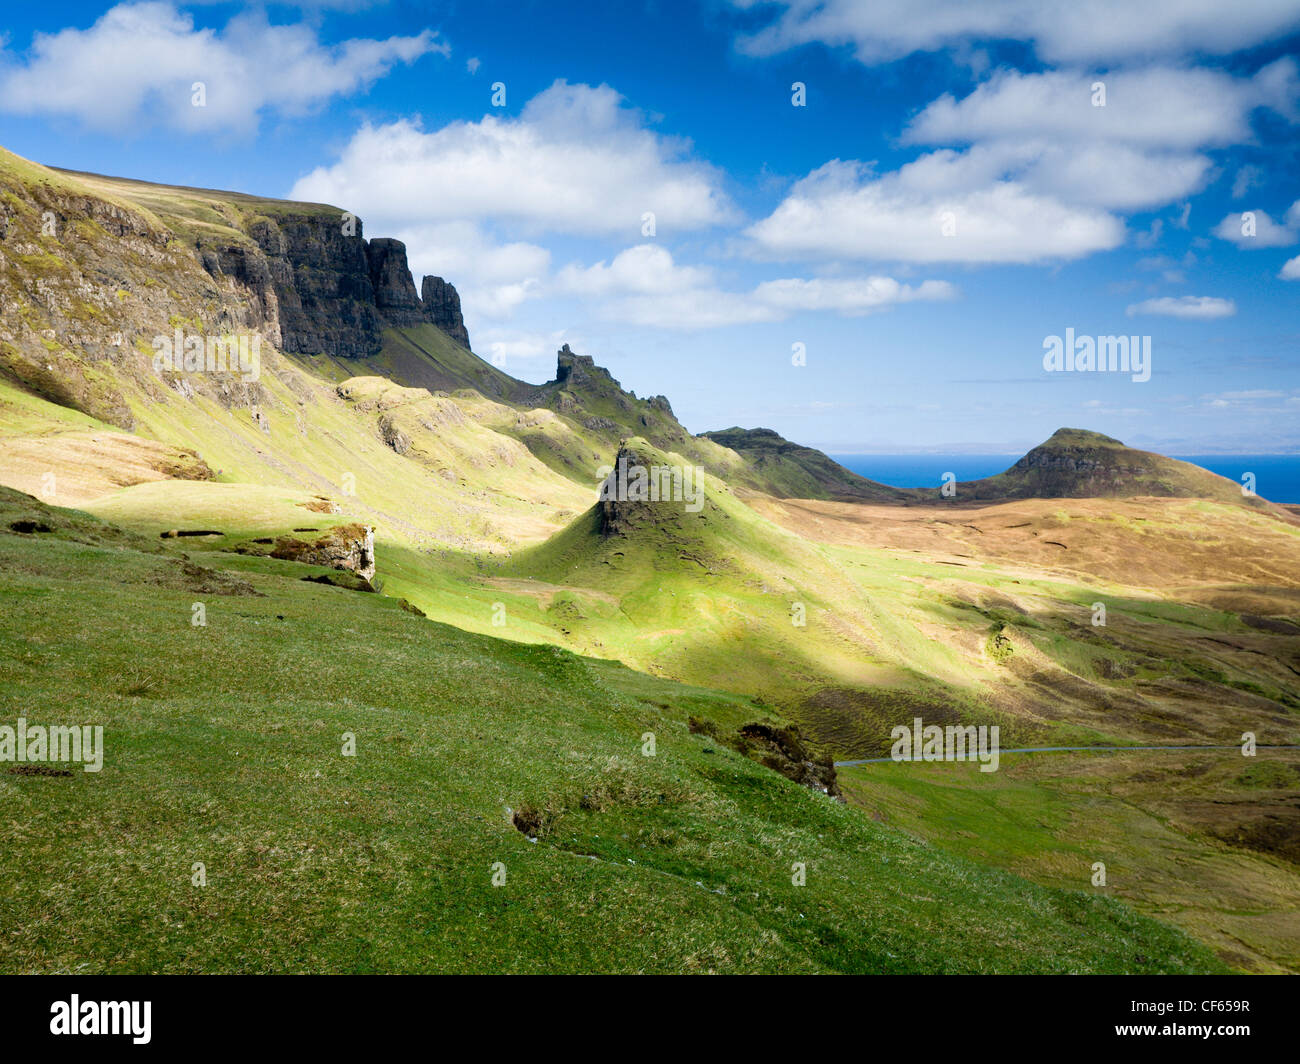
{"left": 558, "top": 244, "right": 955, "bottom": 328}
{"left": 612, "top": 289, "right": 782, "bottom": 329}
{"left": 732, "top": 0, "right": 1300, "bottom": 64}
{"left": 745, "top": 158, "right": 1124, "bottom": 264}
{"left": 395, "top": 221, "right": 550, "bottom": 322}
{"left": 905, "top": 64, "right": 1294, "bottom": 151}
{"left": 0, "top": 2, "right": 444, "bottom": 134}
{"left": 555, "top": 244, "right": 714, "bottom": 297}
{"left": 746, "top": 59, "right": 1299, "bottom": 265}
{"left": 1002, "top": 141, "right": 1210, "bottom": 211}
{"left": 751, "top": 276, "right": 956, "bottom": 314}
{"left": 1213, "top": 203, "right": 1300, "bottom": 247}
{"left": 1281, "top": 254, "right": 1300, "bottom": 279}
{"left": 1126, "top": 295, "right": 1237, "bottom": 319}
{"left": 476, "top": 328, "right": 571, "bottom": 370}
{"left": 899, "top": 64, "right": 1298, "bottom": 213}
{"left": 291, "top": 81, "right": 735, "bottom": 238}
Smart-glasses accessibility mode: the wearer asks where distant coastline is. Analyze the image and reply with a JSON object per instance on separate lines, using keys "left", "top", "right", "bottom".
{"left": 828, "top": 453, "right": 1300, "bottom": 504}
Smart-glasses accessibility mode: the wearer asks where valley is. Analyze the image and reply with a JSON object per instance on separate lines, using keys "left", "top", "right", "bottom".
{"left": 0, "top": 146, "right": 1296, "bottom": 973}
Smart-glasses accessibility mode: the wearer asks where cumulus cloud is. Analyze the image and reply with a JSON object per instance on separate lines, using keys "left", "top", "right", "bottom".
{"left": 291, "top": 81, "right": 736, "bottom": 238}
{"left": 555, "top": 244, "right": 714, "bottom": 297}
{"left": 1280, "top": 255, "right": 1300, "bottom": 280}
{"left": 0, "top": 2, "right": 444, "bottom": 134}
{"left": 751, "top": 276, "right": 956, "bottom": 314}
{"left": 475, "top": 328, "right": 573, "bottom": 371}
{"left": 745, "top": 58, "right": 1299, "bottom": 264}
{"left": 394, "top": 221, "right": 550, "bottom": 321}
{"left": 905, "top": 63, "right": 1296, "bottom": 151}
{"left": 731, "top": 0, "right": 1300, "bottom": 64}
{"left": 897, "top": 63, "right": 1298, "bottom": 213}
{"left": 745, "top": 158, "right": 1124, "bottom": 264}
{"left": 1125, "top": 295, "right": 1237, "bottom": 319}
{"left": 556, "top": 244, "right": 955, "bottom": 328}
{"left": 1212, "top": 203, "right": 1300, "bottom": 247}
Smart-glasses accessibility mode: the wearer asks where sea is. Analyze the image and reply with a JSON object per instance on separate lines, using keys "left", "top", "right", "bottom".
{"left": 827, "top": 453, "right": 1300, "bottom": 505}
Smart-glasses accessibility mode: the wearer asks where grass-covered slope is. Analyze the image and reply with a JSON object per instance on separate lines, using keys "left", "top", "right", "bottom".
{"left": 482, "top": 439, "right": 1300, "bottom": 765}
{"left": 0, "top": 485, "right": 1225, "bottom": 973}
{"left": 498, "top": 437, "right": 928, "bottom": 713}
{"left": 313, "top": 323, "right": 522, "bottom": 400}
{"left": 840, "top": 753, "right": 1300, "bottom": 974}
{"left": 701, "top": 426, "right": 913, "bottom": 501}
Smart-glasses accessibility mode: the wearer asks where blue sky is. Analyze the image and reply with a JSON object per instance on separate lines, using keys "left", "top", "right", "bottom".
{"left": 2, "top": 1, "right": 1299, "bottom": 453}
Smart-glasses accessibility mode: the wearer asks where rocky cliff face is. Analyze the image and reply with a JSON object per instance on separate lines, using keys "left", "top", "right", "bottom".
{"left": 420, "top": 276, "right": 470, "bottom": 348}
{"left": 204, "top": 214, "right": 387, "bottom": 360}
{"left": 203, "top": 221, "right": 470, "bottom": 359}
{"left": 0, "top": 148, "right": 475, "bottom": 438}
{"left": 554, "top": 343, "right": 615, "bottom": 389}
{"left": 365, "top": 238, "right": 425, "bottom": 328}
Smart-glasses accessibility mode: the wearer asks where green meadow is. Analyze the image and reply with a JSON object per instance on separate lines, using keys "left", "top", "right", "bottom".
{"left": 0, "top": 486, "right": 1226, "bottom": 973}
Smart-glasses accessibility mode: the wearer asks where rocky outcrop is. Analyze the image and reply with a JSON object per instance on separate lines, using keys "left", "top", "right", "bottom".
{"left": 555, "top": 343, "right": 615, "bottom": 389}
{"left": 203, "top": 222, "right": 470, "bottom": 359}
{"left": 421, "top": 275, "right": 470, "bottom": 348}
{"left": 365, "top": 238, "right": 425, "bottom": 327}
{"left": 687, "top": 716, "right": 841, "bottom": 799}
{"left": 271, "top": 523, "right": 376, "bottom": 581}
{"left": 271, "top": 217, "right": 386, "bottom": 359}
{"left": 378, "top": 413, "right": 411, "bottom": 455}
{"left": 737, "top": 722, "right": 841, "bottom": 798}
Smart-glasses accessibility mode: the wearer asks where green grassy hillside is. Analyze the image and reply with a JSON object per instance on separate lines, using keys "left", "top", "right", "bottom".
{"left": 0, "top": 485, "right": 1226, "bottom": 973}
{"left": 840, "top": 752, "right": 1300, "bottom": 973}
{"left": 311, "top": 323, "right": 523, "bottom": 400}
{"left": 701, "top": 426, "right": 914, "bottom": 501}
{"left": 2, "top": 145, "right": 1297, "bottom": 975}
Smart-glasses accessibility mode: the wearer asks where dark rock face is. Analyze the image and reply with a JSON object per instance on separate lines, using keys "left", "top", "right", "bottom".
{"left": 277, "top": 219, "right": 386, "bottom": 359}
{"left": 205, "top": 219, "right": 471, "bottom": 359}
{"left": 378, "top": 413, "right": 411, "bottom": 455}
{"left": 737, "top": 722, "right": 841, "bottom": 799}
{"left": 421, "top": 275, "right": 470, "bottom": 348}
{"left": 202, "top": 214, "right": 386, "bottom": 359}
{"left": 365, "top": 238, "right": 425, "bottom": 327}
{"left": 554, "top": 343, "right": 620, "bottom": 389}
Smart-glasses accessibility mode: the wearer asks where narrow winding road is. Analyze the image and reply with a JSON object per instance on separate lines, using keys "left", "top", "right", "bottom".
{"left": 835, "top": 744, "right": 1300, "bottom": 768}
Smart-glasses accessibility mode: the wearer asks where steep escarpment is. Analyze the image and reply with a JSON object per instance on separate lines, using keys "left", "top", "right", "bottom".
{"left": 0, "top": 145, "right": 881, "bottom": 505}
{"left": 0, "top": 151, "right": 266, "bottom": 429}
{"left": 0, "top": 146, "right": 482, "bottom": 441}
{"left": 229, "top": 212, "right": 384, "bottom": 359}
{"left": 203, "top": 222, "right": 470, "bottom": 359}
{"left": 49, "top": 157, "right": 473, "bottom": 361}
{"left": 364, "top": 237, "right": 424, "bottom": 328}
{"left": 420, "top": 275, "right": 471, "bottom": 348}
